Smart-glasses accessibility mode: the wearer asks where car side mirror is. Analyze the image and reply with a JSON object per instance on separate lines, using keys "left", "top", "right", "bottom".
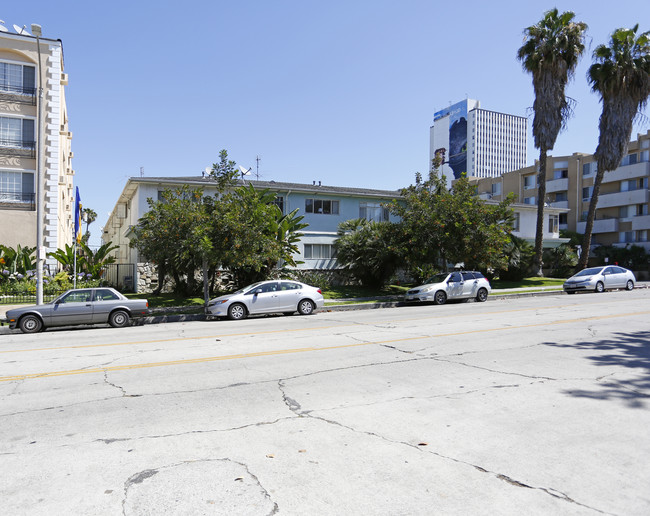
{"left": 254, "top": 288, "right": 263, "bottom": 294}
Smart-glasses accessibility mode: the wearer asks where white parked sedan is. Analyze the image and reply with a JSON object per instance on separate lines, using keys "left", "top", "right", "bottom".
{"left": 405, "top": 271, "right": 491, "bottom": 305}
{"left": 208, "top": 280, "right": 325, "bottom": 320}
{"left": 563, "top": 265, "right": 635, "bottom": 294}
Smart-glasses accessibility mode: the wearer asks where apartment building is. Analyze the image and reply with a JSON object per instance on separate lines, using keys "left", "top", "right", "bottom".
{"left": 430, "top": 99, "right": 527, "bottom": 188}
{"left": 0, "top": 22, "right": 74, "bottom": 269}
{"left": 103, "top": 177, "right": 401, "bottom": 292}
{"left": 471, "top": 130, "right": 650, "bottom": 252}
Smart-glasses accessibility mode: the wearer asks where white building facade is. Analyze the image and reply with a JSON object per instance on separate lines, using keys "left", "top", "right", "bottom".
{"left": 430, "top": 99, "right": 527, "bottom": 188}
{"left": 0, "top": 22, "right": 74, "bottom": 269}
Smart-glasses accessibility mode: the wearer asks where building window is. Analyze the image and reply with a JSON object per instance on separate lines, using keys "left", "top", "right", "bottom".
{"left": 304, "top": 244, "right": 336, "bottom": 259}
{"left": 523, "top": 175, "right": 536, "bottom": 189}
{"left": 305, "top": 198, "right": 339, "bottom": 215}
{"left": 621, "top": 178, "right": 648, "bottom": 192}
{"left": 619, "top": 231, "right": 635, "bottom": 243}
{"left": 0, "top": 116, "right": 35, "bottom": 149}
{"left": 0, "top": 62, "right": 36, "bottom": 95}
{"left": 512, "top": 212, "right": 520, "bottom": 231}
{"left": 553, "top": 169, "right": 568, "bottom": 179}
{"left": 548, "top": 214, "right": 559, "bottom": 234}
{"left": 559, "top": 213, "right": 568, "bottom": 225}
{"left": 359, "top": 202, "right": 388, "bottom": 222}
{"left": 620, "top": 153, "right": 638, "bottom": 166}
{"left": 582, "top": 162, "right": 596, "bottom": 176}
{"left": 524, "top": 196, "right": 535, "bottom": 205}
{"left": 491, "top": 183, "right": 501, "bottom": 195}
{"left": 641, "top": 150, "right": 650, "bottom": 162}
{"left": 272, "top": 196, "right": 284, "bottom": 214}
{"left": 0, "top": 170, "right": 34, "bottom": 205}
{"left": 582, "top": 186, "right": 593, "bottom": 200}
{"left": 555, "top": 192, "right": 568, "bottom": 202}
{"left": 638, "top": 230, "right": 648, "bottom": 242}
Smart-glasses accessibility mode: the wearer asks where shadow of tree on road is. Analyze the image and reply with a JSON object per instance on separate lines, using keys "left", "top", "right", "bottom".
{"left": 544, "top": 330, "right": 650, "bottom": 409}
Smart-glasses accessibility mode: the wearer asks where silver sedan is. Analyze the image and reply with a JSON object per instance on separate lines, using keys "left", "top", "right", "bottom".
{"left": 405, "top": 271, "right": 491, "bottom": 305}
{"left": 208, "top": 280, "right": 325, "bottom": 320}
{"left": 5, "top": 288, "right": 149, "bottom": 333}
{"left": 563, "top": 265, "right": 635, "bottom": 294}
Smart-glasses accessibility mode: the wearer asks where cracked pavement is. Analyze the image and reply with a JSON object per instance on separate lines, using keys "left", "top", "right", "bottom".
{"left": 1, "top": 290, "right": 649, "bottom": 514}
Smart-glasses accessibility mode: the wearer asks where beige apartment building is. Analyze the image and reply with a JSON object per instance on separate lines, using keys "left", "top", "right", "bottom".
{"left": 0, "top": 23, "right": 74, "bottom": 270}
{"left": 471, "top": 130, "right": 650, "bottom": 252}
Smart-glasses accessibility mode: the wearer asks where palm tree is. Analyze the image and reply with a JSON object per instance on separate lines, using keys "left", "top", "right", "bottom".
{"left": 517, "top": 9, "right": 587, "bottom": 276}
{"left": 82, "top": 207, "right": 97, "bottom": 242}
{"left": 579, "top": 25, "right": 650, "bottom": 268}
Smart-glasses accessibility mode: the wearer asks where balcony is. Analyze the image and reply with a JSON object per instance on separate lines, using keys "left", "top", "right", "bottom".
{"left": 632, "top": 214, "right": 650, "bottom": 231}
{"left": 0, "top": 191, "right": 35, "bottom": 211}
{"left": 602, "top": 161, "right": 649, "bottom": 183}
{"left": 576, "top": 218, "right": 619, "bottom": 234}
{"left": 0, "top": 138, "right": 36, "bottom": 159}
{"left": 595, "top": 189, "right": 649, "bottom": 209}
{"left": 0, "top": 85, "right": 37, "bottom": 105}
{"left": 546, "top": 177, "right": 569, "bottom": 193}
{"left": 549, "top": 200, "right": 569, "bottom": 209}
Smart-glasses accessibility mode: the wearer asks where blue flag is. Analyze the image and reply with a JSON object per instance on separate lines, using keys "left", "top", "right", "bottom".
{"left": 74, "top": 187, "right": 82, "bottom": 243}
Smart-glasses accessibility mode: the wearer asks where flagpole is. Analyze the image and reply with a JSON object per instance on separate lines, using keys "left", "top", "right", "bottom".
{"left": 73, "top": 241, "right": 77, "bottom": 289}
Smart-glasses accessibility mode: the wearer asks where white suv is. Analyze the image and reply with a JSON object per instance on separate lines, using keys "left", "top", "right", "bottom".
{"left": 405, "top": 271, "right": 491, "bottom": 305}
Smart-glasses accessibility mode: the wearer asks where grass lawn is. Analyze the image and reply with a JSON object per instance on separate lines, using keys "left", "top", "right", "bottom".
{"left": 124, "top": 277, "right": 565, "bottom": 309}
{"left": 489, "top": 277, "right": 565, "bottom": 289}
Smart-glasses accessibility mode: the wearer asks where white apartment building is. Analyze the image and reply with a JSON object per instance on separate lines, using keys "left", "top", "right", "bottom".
{"left": 0, "top": 22, "right": 74, "bottom": 269}
{"left": 430, "top": 99, "right": 527, "bottom": 188}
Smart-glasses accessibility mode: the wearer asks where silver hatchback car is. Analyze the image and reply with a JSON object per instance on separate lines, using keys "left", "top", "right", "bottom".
{"left": 563, "top": 265, "right": 635, "bottom": 294}
{"left": 405, "top": 271, "right": 491, "bottom": 305}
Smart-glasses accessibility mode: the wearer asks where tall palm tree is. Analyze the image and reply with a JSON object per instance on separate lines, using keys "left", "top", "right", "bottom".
{"left": 579, "top": 25, "right": 650, "bottom": 268}
{"left": 517, "top": 9, "right": 587, "bottom": 276}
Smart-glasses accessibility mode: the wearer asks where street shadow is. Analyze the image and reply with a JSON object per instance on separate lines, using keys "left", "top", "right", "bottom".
{"left": 544, "top": 330, "right": 650, "bottom": 409}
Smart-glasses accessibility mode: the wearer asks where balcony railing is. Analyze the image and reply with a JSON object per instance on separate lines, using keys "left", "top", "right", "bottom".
{"left": 0, "top": 85, "right": 37, "bottom": 105}
{"left": 0, "top": 138, "right": 36, "bottom": 158}
{"left": 0, "top": 191, "right": 35, "bottom": 210}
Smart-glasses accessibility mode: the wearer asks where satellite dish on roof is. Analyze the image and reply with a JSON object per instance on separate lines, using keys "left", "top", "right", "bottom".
{"left": 13, "top": 24, "right": 31, "bottom": 36}
{"left": 239, "top": 166, "right": 252, "bottom": 177}
{"left": 0, "top": 20, "right": 8, "bottom": 32}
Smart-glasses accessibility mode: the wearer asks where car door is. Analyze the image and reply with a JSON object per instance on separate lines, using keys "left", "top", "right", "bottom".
{"left": 609, "top": 266, "right": 627, "bottom": 288}
{"left": 50, "top": 290, "right": 94, "bottom": 326}
{"left": 601, "top": 267, "right": 617, "bottom": 289}
{"left": 245, "top": 282, "right": 280, "bottom": 314}
{"left": 91, "top": 288, "right": 122, "bottom": 323}
{"left": 277, "top": 281, "right": 306, "bottom": 311}
{"left": 447, "top": 272, "right": 463, "bottom": 298}
{"left": 461, "top": 272, "right": 479, "bottom": 298}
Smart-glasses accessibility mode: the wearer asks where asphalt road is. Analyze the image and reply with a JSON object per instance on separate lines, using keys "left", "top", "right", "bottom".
{"left": 1, "top": 290, "right": 649, "bottom": 515}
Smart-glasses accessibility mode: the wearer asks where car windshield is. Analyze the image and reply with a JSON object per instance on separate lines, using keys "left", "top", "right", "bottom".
{"left": 423, "top": 273, "right": 449, "bottom": 285}
{"left": 574, "top": 267, "right": 603, "bottom": 277}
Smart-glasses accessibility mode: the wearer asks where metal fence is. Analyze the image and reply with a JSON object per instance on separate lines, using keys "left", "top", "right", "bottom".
{"left": 0, "top": 290, "right": 67, "bottom": 305}
{"left": 103, "top": 263, "right": 137, "bottom": 292}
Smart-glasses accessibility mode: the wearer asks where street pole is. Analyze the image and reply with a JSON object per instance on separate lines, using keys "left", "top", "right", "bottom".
{"left": 33, "top": 25, "right": 45, "bottom": 305}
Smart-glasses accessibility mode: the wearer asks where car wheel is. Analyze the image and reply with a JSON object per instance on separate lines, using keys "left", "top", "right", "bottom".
{"left": 109, "top": 310, "right": 130, "bottom": 328}
{"left": 595, "top": 281, "right": 604, "bottom": 293}
{"left": 228, "top": 303, "right": 247, "bottom": 320}
{"left": 476, "top": 288, "right": 488, "bottom": 302}
{"left": 625, "top": 280, "right": 634, "bottom": 291}
{"left": 433, "top": 291, "right": 447, "bottom": 305}
{"left": 19, "top": 314, "right": 43, "bottom": 334}
{"left": 298, "top": 299, "right": 315, "bottom": 315}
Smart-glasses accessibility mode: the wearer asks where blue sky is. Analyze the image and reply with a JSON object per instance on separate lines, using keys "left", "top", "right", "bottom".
{"left": 3, "top": 0, "right": 649, "bottom": 246}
